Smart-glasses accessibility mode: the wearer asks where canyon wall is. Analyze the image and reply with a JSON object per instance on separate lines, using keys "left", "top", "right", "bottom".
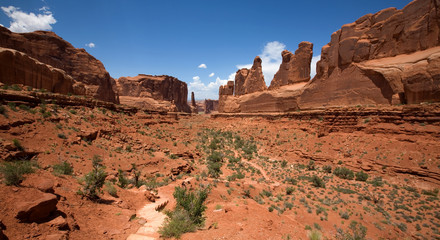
{"left": 0, "top": 26, "right": 119, "bottom": 103}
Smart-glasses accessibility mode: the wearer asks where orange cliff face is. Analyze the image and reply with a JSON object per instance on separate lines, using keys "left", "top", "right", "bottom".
{"left": 0, "top": 26, "right": 119, "bottom": 104}
{"left": 115, "top": 74, "right": 191, "bottom": 113}
{"left": 218, "top": 0, "right": 440, "bottom": 113}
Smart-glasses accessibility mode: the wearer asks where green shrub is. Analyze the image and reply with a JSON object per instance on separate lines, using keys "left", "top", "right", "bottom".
{"left": 131, "top": 163, "right": 142, "bottom": 188}
{"left": 335, "top": 221, "right": 367, "bottom": 240}
{"left": 322, "top": 165, "right": 332, "bottom": 173}
{"left": 12, "top": 139, "right": 24, "bottom": 151}
{"left": 159, "top": 186, "right": 209, "bottom": 238}
{"left": 57, "top": 133, "right": 67, "bottom": 139}
{"left": 80, "top": 155, "right": 107, "bottom": 200}
{"left": 117, "top": 169, "right": 129, "bottom": 188}
{"left": 0, "top": 161, "right": 36, "bottom": 185}
{"left": 10, "top": 84, "right": 21, "bottom": 91}
{"left": 8, "top": 102, "right": 17, "bottom": 111}
{"left": 105, "top": 182, "right": 118, "bottom": 197}
{"left": 369, "top": 177, "right": 384, "bottom": 187}
{"left": 286, "top": 186, "right": 295, "bottom": 195}
{"left": 18, "top": 104, "right": 30, "bottom": 111}
{"left": 307, "top": 160, "right": 316, "bottom": 171}
{"left": 311, "top": 175, "right": 325, "bottom": 188}
{"left": 281, "top": 160, "right": 288, "bottom": 168}
{"left": 159, "top": 209, "right": 196, "bottom": 238}
{"left": 53, "top": 161, "right": 73, "bottom": 175}
{"left": 355, "top": 171, "right": 369, "bottom": 181}
{"left": 308, "top": 229, "right": 322, "bottom": 240}
{"left": 334, "top": 167, "right": 354, "bottom": 180}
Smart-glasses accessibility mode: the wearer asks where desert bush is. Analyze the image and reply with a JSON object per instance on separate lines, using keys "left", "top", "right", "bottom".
{"left": 335, "top": 220, "right": 367, "bottom": 240}
{"left": 79, "top": 155, "right": 107, "bottom": 200}
{"left": 369, "top": 177, "right": 384, "bottom": 187}
{"left": 307, "top": 160, "right": 316, "bottom": 171}
{"left": 355, "top": 171, "right": 369, "bottom": 181}
{"left": 53, "top": 161, "right": 73, "bottom": 175}
{"left": 311, "top": 175, "right": 325, "bottom": 188}
{"left": 207, "top": 151, "right": 223, "bottom": 178}
{"left": 322, "top": 165, "right": 332, "bottom": 173}
{"left": 105, "top": 182, "right": 118, "bottom": 197}
{"left": 131, "top": 163, "right": 142, "bottom": 188}
{"left": 159, "top": 186, "right": 209, "bottom": 238}
{"left": 12, "top": 139, "right": 24, "bottom": 151}
{"left": 117, "top": 169, "right": 129, "bottom": 188}
{"left": 0, "top": 160, "right": 36, "bottom": 185}
{"left": 334, "top": 167, "right": 354, "bottom": 180}
{"left": 308, "top": 229, "right": 322, "bottom": 240}
{"left": 281, "top": 160, "right": 288, "bottom": 168}
{"left": 57, "top": 133, "right": 67, "bottom": 139}
{"left": 286, "top": 186, "right": 295, "bottom": 195}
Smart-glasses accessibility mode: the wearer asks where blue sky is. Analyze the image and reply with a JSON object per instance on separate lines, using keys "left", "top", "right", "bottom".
{"left": 1, "top": 0, "right": 412, "bottom": 100}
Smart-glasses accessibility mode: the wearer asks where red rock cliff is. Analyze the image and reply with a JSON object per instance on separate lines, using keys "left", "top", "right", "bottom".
{"left": 300, "top": 0, "right": 440, "bottom": 107}
{"left": 0, "top": 26, "right": 118, "bottom": 103}
{"left": 115, "top": 74, "right": 190, "bottom": 113}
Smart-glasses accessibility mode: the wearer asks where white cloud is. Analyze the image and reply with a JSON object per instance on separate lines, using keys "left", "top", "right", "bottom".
{"left": 85, "top": 42, "right": 95, "bottom": 48}
{"left": 0, "top": 24, "right": 3, "bottom": 27}
{"left": 209, "top": 73, "right": 215, "bottom": 77}
{"left": 198, "top": 63, "right": 207, "bottom": 69}
{"left": 188, "top": 73, "right": 235, "bottom": 100}
{"left": 310, "top": 55, "right": 321, "bottom": 79}
{"left": 236, "top": 41, "right": 286, "bottom": 86}
{"left": 1, "top": 6, "right": 56, "bottom": 33}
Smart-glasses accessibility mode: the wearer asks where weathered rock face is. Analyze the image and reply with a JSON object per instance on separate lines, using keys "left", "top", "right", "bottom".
{"left": 204, "top": 99, "right": 219, "bottom": 114}
{"left": 115, "top": 74, "right": 190, "bottom": 113}
{"left": 218, "top": 81, "right": 235, "bottom": 112}
{"left": 0, "top": 26, "right": 118, "bottom": 103}
{"left": 234, "top": 56, "right": 267, "bottom": 96}
{"left": 190, "top": 92, "right": 197, "bottom": 113}
{"left": 269, "top": 42, "right": 313, "bottom": 90}
{"left": 302, "top": 0, "right": 440, "bottom": 107}
{"left": 0, "top": 47, "right": 78, "bottom": 94}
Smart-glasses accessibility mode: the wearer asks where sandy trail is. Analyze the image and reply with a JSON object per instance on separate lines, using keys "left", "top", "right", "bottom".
{"left": 126, "top": 192, "right": 169, "bottom": 240}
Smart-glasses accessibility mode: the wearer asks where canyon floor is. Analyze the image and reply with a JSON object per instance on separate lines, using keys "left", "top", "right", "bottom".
{"left": 0, "top": 88, "right": 439, "bottom": 240}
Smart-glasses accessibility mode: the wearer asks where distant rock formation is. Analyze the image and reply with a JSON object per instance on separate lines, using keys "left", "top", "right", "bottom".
{"left": 269, "top": 42, "right": 313, "bottom": 90}
{"left": 0, "top": 26, "right": 119, "bottom": 103}
{"left": 190, "top": 92, "right": 197, "bottom": 113}
{"left": 204, "top": 99, "right": 219, "bottom": 114}
{"left": 115, "top": 74, "right": 191, "bottom": 113}
{"left": 301, "top": 0, "right": 440, "bottom": 107}
{"left": 0, "top": 47, "right": 78, "bottom": 94}
{"left": 218, "top": 81, "right": 235, "bottom": 112}
{"left": 219, "top": 0, "right": 440, "bottom": 113}
{"left": 235, "top": 56, "right": 267, "bottom": 96}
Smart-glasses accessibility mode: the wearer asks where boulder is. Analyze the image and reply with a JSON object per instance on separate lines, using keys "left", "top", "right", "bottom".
{"left": 0, "top": 26, "right": 118, "bottom": 103}
{"left": 115, "top": 74, "right": 191, "bottom": 113}
{"left": 15, "top": 193, "right": 58, "bottom": 222}
{"left": 269, "top": 42, "right": 313, "bottom": 90}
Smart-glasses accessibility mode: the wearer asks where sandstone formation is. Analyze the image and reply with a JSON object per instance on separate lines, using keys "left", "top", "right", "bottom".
{"left": 218, "top": 81, "right": 235, "bottom": 112}
{"left": 0, "top": 26, "right": 118, "bottom": 103}
{"left": 0, "top": 47, "right": 78, "bottom": 95}
{"left": 204, "top": 99, "right": 219, "bottom": 114}
{"left": 219, "top": 0, "right": 440, "bottom": 113}
{"left": 269, "top": 42, "right": 313, "bottom": 90}
{"left": 115, "top": 74, "right": 191, "bottom": 113}
{"left": 235, "top": 56, "right": 267, "bottom": 96}
{"left": 301, "top": 0, "right": 440, "bottom": 108}
{"left": 15, "top": 192, "right": 58, "bottom": 222}
{"left": 191, "top": 92, "right": 197, "bottom": 113}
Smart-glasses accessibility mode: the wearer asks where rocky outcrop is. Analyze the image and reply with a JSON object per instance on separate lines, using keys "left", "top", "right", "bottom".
{"left": 115, "top": 74, "right": 191, "bottom": 113}
{"left": 269, "top": 42, "right": 313, "bottom": 90}
{"left": 0, "top": 26, "right": 118, "bottom": 103}
{"left": 218, "top": 81, "right": 235, "bottom": 112}
{"left": 235, "top": 56, "right": 267, "bottom": 96}
{"left": 191, "top": 92, "right": 197, "bottom": 113}
{"left": 204, "top": 99, "right": 219, "bottom": 114}
{"left": 0, "top": 47, "right": 78, "bottom": 94}
{"left": 15, "top": 192, "right": 58, "bottom": 222}
{"left": 301, "top": 0, "right": 440, "bottom": 108}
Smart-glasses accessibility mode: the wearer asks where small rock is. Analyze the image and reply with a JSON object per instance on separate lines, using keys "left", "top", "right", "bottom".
{"left": 35, "top": 179, "right": 55, "bottom": 193}
{"left": 48, "top": 216, "right": 69, "bottom": 230}
{"left": 138, "top": 219, "right": 147, "bottom": 225}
